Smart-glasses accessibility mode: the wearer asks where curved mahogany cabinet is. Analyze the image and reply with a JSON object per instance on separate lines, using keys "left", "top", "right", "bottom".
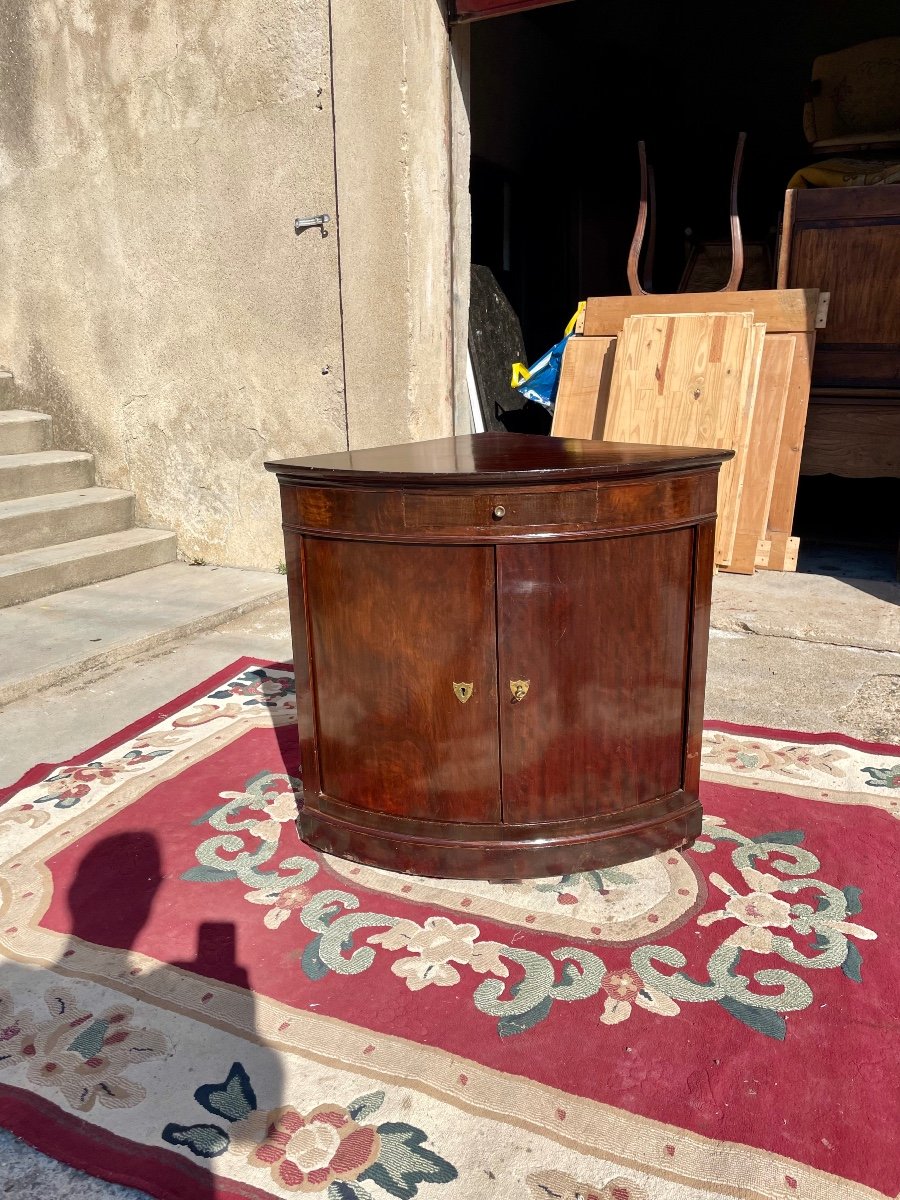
{"left": 265, "top": 433, "right": 730, "bottom": 880}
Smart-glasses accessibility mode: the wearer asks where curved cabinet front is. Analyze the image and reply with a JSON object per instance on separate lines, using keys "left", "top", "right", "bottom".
{"left": 268, "top": 433, "right": 727, "bottom": 879}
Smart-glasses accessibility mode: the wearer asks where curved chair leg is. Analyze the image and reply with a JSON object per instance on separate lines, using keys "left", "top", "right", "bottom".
{"left": 627, "top": 140, "right": 649, "bottom": 296}
{"left": 642, "top": 163, "right": 657, "bottom": 293}
{"left": 720, "top": 131, "right": 746, "bottom": 291}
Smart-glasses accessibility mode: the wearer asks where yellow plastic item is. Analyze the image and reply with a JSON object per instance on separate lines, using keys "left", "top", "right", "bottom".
{"left": 509, "top": 302, "right": 585, "bottom": 389}
{"left": 564, "top": 301, "right": 586, "bottom": 336}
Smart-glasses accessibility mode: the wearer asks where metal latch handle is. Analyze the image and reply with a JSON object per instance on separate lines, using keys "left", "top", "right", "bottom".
{"left": 295, "top": 214, "right": 330, "bottom": 237}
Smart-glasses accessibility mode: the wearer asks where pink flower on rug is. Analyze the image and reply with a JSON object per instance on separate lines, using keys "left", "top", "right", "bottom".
{"left": 598, "top": 968, "right": 679, "bottom": 1025}
{"left": 698, "top": 868, "right": 876, "bottom": 948}
{"left": 248, "top": 1103, "right": 380, "bottom": 1192}
{"left": 0, "top": 994, "right": 39, "bottom": 1065}
{"left": 369, "top": 917, "right": 508, "bottom": 992}
{"left": 172, "top": 702, "right": 244, "bottom": 727}
{"left": 245, "top": 883, "right": 311, "bottom": 929}
{"left": 702, "top": 734, "right": 848, "bottom": 779}
{"left": 0, "top": 989, "right": 168, "bottom": 1112}
{"left": 246, "top": 791, "right": 299, "bottom": 842}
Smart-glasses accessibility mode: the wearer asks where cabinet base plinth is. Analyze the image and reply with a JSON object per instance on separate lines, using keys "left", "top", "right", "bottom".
{"left": 297, "top": 793, "right": 702, "bottom": 880}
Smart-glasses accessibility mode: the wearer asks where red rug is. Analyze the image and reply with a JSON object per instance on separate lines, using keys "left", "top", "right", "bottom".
{"left": 1, "top": 658, "right": 898, "bottom": 1200}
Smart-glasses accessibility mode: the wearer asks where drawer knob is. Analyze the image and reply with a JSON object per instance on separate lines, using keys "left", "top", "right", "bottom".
{"left": 492, "top": 505, "right": 506, "bottom": 520}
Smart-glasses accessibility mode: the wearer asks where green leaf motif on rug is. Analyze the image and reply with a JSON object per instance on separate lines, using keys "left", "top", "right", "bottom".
{"left": 498, "top": 994, "right": 553, "bottom": 1037}
{"left": 842, "top": 885, "right": 863, "bottom": 916}
{"left": 329, "top": 1183, "right": 376, "bottom": 1200}
{"left": 67, "top": 1019, "right": 108, "bottom": 1060}
{"left": 348, "top": 1091, "right": 386, "bottom": 1122}
{"left": 301, "top": 934, "right": 332, "bottom": 981}
{"left": 842, "top": 941, "right": 863, "bottom": 983}
{"left": 195, "top": 1062, "right": 257, "bottom": 1123}
{"left": 861, "top": 763, "right": 900, "bottom": 788}
{"left": 160, "top": 1066, "right": 456, "bottom": 1198}
{"left": 717, "top": 996, "right": 787, "bottom": 1040}
{"left": 360, "top": 1124, "right": 459, "bottom": 1199}
{"left": 162, "top": 1122, "right": 230, "bottom": 1158}
{"left": 181, "top": 865, "right": 240, "bottom": 883}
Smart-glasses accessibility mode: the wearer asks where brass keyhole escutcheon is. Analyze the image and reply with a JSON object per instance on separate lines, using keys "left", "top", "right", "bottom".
{"left": 453, "top": 682, "right": 474, "bottom": 704}
{"left": 509, "top": 679, "right": 530, "bottom": 702}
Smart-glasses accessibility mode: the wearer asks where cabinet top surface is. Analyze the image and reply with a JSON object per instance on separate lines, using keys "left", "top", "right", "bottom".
{"left": 265, "top": 433, "right": 731, "bottom": 486}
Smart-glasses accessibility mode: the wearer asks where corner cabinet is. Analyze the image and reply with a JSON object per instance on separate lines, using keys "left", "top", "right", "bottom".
{"left": 265, "top": 433, "right": 730, "bottom": 879}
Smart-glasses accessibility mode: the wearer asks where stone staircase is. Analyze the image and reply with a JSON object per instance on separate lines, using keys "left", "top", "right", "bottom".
{"left": 0, "top": 393, "right": 177, "bottom": 607}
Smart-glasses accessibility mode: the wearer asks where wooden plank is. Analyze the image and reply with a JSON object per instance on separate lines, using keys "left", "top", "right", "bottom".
{"left": 583, "top": 288, "right": 818, "bottom": 336}
{"left": 761, "top": 332, "right": 814, "bottom": 571}
{"left": 551, "top": 337, "right": 617, "bottom": 440}
{"left": 720, "top": 335, "right": 795, "bottom": 574}
{"left": 600, "top": 312, "right": 760, "bottom": 566}
{"left": 776, "top": 189, "right": 796, "bottom": 288}
{"left": 719, "top": 321, "right": 765, "bottom": 567}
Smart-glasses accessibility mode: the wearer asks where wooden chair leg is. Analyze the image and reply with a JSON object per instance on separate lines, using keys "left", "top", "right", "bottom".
{"left": 627, "top": 140, "right": 650, "bottom": 297}
{"left": 642, "top": 163, "right": 657, "bottom": 293}
{"left": 720, "top": 131, "right": 746, "bottom": 292}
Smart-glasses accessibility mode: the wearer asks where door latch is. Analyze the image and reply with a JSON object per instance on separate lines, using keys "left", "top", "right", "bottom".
{"left": 294, "top": 214, "right": 330, "bottom": 237}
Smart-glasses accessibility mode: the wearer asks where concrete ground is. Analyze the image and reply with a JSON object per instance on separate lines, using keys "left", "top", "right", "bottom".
{"left": 0, "top": 565, "right": 897, "bottom": 1194}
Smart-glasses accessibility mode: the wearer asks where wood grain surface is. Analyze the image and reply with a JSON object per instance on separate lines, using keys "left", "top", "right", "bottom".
{"left": 496, "top": 529, "right": 693, "bottom": 823}
{"left": 583, "top": 289, "right": 819, "bottom": 336}
{"left": 762, "top": 332, "right": 815, "bottom": 571}
{"left": 303, "top": 537, "right": 502, "bottom": 823}
{"left": 600, "top": 312, "right": 760, "bottom": 565}
{"left": 723, "top": 335, "right": 795, "bottom": 574}
{"left": 800, "top": 404, "right": 900, "bottom": 477}
{"left": 551, "top": 336, "right": 617, "bottom": 439}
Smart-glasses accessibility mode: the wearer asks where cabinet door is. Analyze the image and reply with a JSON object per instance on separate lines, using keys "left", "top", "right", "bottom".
{"left": 497, "top": 530, "right": 693, "bottom": 823}
{"left": 304, "top": 538, "right": 501, "bottom": 823}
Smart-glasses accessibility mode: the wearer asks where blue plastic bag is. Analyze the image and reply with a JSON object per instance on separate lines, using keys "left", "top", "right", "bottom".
{"left": 510, "top": 302, "right": 585, "bottom": 413}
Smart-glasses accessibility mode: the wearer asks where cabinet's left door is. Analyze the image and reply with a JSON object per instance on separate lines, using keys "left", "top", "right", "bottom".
{"left": 302, "top": 538, "right": 501, "bottom": 823}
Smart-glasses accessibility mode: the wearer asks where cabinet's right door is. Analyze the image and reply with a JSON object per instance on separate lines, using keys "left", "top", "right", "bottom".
{"left": 497, "top": 529, "right": 693, "bottom": 823}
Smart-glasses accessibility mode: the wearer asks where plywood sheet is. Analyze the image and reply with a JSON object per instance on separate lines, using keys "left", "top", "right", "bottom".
{"left": 721, "top": 335, "right": 795, "bottom": 574}
{"left": 583, "top": 289, "right": 819, "bottom": 336}
{"left": 601, "top": 312, "right": 761, "bottom": 565}
{"left": 551, "top": 337, "right": 617, "bottom": 440}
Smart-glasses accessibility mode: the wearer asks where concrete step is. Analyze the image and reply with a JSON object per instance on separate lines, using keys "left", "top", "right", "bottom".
{"left": 0, "top": 371, "right": 13, "bottom": 409}
{"left": 0, "top": 450, "right": 94, "bottom": 501}
{"left": 0, "top": 562, "right": 288, "bottom": 708}
{"left": 0, "top": 487, "right": 135, "bottom": 554}
{"left": 0, "top": 409, "right": 52, "bottom": 454}
{"left": 0, "top": 527, "right": 177, "bottom": 608}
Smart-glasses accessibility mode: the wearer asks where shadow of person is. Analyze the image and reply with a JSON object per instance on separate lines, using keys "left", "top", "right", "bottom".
{"left": 55, "top": 831, "right": 286, "bottom": 1198}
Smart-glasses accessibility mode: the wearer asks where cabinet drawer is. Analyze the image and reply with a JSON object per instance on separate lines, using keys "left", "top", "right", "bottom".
{"left": 281, "top": 485, "right": 402, "bottom": 535}
{"left": 596, "top": 471, "right": 718, "bottom": 529}
{"left": 403, "top": 487, "right": 598, "bottom": 532}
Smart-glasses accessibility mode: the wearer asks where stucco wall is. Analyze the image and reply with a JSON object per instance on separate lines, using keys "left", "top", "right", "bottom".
{"left": 0, "top": 0, "right": 457, "bottom": 568}
{"left": 331, "top": 0, "right": 456, "bottom": 452}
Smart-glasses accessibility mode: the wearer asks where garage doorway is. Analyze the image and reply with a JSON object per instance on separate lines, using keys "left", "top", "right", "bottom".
{"left": 466, "top": 0, "right": 900, "bottom": 577}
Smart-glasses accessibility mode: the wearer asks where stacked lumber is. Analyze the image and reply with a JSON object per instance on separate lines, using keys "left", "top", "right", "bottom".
{"left": 551, "top": 289, "right": 822, "bottom": 574}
